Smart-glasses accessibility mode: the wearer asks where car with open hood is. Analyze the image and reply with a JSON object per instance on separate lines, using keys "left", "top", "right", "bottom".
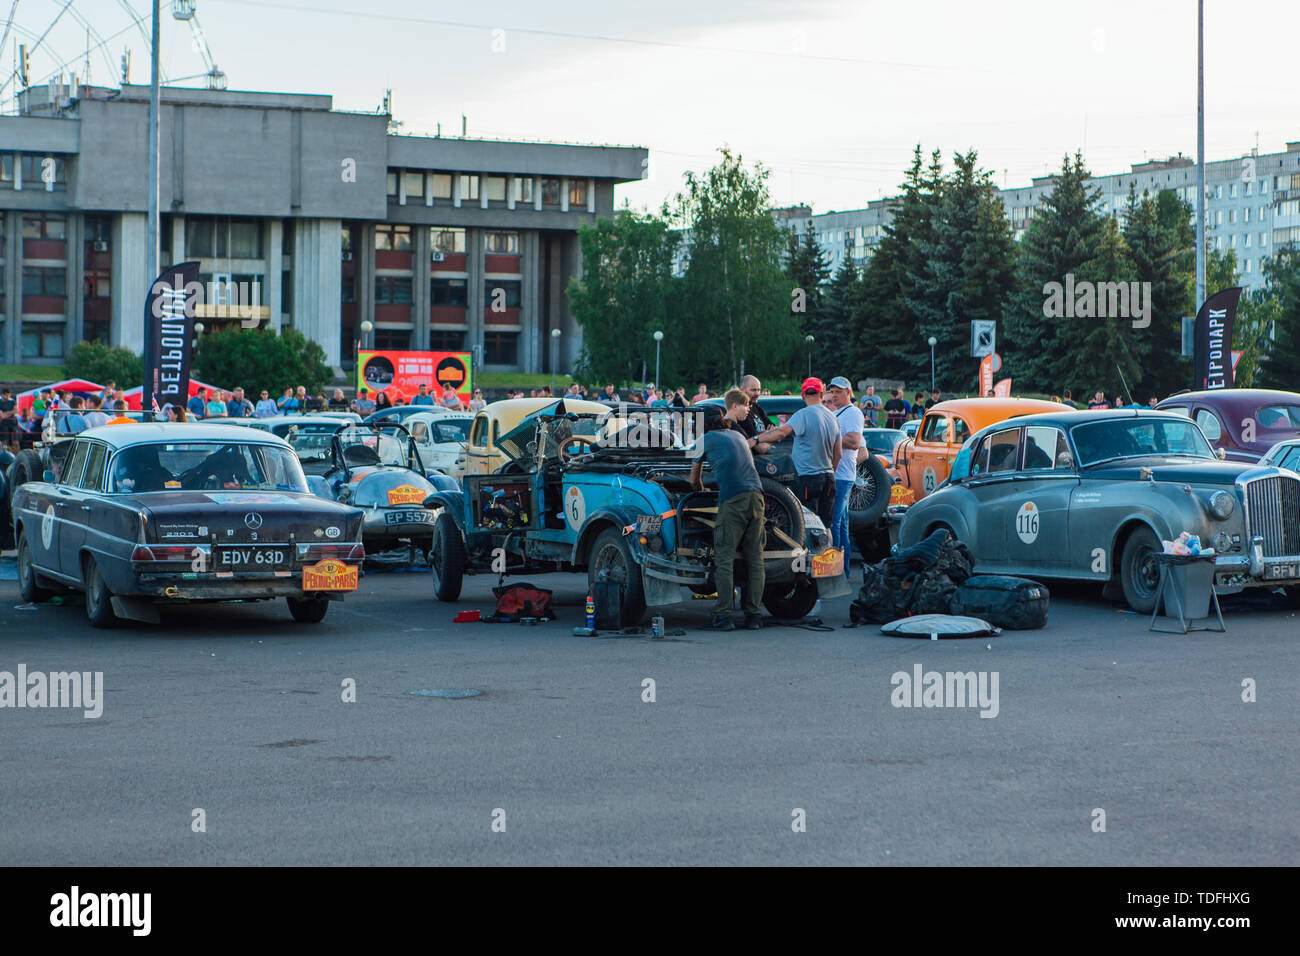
{"left": 897, "top": 409, "right": 1300, "bottom": 612}
{"left": 425, "top": 399, "right": 849, "bottom": 625}
{"left": 10, "top": 424, "right": 365, "bottom": 627}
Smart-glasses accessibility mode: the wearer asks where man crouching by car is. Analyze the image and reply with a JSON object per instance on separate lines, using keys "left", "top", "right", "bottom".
{"left": 690, "top": 392, "right": 765, "bottom": 631}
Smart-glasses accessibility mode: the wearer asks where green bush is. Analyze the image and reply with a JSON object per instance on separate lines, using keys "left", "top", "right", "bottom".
{"left": 193, "top": 326, "right": 333, "bottom": 397}
{"left": 64, "top": 341, "right": 143, "bottom": 387}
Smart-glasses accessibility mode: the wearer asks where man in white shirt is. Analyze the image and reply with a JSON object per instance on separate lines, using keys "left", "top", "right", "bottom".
{"left": 825, "top": 376, "right": 864, "bottom": 573}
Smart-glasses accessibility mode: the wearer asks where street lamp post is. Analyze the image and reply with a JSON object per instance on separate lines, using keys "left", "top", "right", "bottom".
{"left": 804, "top": 334, "right": 815, "bottom": 378}
{"left": 927, "top": 336, "right": 937, "bottom": 391}
{"left": 653, "top": 330, "right": 663, "bottom": 392}
{"left": 550, "top": 328, "right": 562, "bottom": 394}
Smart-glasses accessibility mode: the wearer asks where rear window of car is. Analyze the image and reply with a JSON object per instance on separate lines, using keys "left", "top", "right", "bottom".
{"left": 108, "top": 442, "right": 308, "bottom": 493}
{"left": 1255, "top": 404, "right": 1300, "bottom": 432}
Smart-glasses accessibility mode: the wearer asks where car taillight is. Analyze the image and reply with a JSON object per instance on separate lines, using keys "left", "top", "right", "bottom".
{"left": 132, "top": 545, "right": 195, "bottom": 562}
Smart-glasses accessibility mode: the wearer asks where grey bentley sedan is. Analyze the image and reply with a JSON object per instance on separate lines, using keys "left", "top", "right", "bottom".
{"left": 897, "top": 410, "right": 1300, "bottom": 612}
{"left": 11, "top": 424, "right": 365, "bottom": 627}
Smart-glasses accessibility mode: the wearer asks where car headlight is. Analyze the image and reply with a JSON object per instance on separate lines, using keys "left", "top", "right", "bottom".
{"left": 1209, "top": 491, "right": 1235, "bottom": 520}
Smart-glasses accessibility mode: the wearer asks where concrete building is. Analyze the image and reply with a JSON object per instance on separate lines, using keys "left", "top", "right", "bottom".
{"left": 790, "top": 144, "right": 1300, "bottom": 291}
{"left": 0, "top": 81, "right": 647, "bottom": 370}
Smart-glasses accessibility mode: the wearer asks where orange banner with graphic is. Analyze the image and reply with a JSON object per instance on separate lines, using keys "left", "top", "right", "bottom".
{"left": 357, "top": 350, "right": 472, "bottom": 404}
{"left": 303, "top": 559, "right": 359, "bottom": 592}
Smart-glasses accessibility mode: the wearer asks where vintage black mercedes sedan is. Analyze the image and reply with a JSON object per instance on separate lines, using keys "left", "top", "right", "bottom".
{"left": 11, "top": 424, "right": 365, "bottom": 627}
{"left": 897, "top": 410, "right": 1300, "bottom": 612}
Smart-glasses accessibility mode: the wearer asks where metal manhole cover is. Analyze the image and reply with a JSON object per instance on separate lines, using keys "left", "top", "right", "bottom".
{"left": 409, "top": 689, "right": 482, "bottom": 698}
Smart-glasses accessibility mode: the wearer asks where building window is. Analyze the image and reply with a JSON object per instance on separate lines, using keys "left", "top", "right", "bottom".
{"left": 374, "top": 224, "right": 412, "bottom": 251}
{"left": 568, "top": 179, "right": 587, "bottom": 206}
{"left": 484, "top": 332, "right": 517, "bottom": 365}
{"left": 430, "top": 227, "right": 466, "bottom": 253}
{"left": 430, "top": 173, "right": 453, "bottom": 200}
{"left": 22, "top": 323, "right": 64, "bottom": 358}
{"left": 186, "top": 217, "right": 263, "bottom": 258}
{"left": 1228, "top": 209, "right": 1236, "bottom": 224}
{"left": 485, "top": 176, "right": 507, "bottom": 202}
{"left": 541, "top": 178, "right": 562, "bottom": 205}
{"left": 229, "top": 220, "right": 261, "bottom": 258}
{"left": 513, "top": 177, "right": 533, "bottom": 203}
{"left": 1245, "top": 233, "right": 1252, "bottom": 247}
{"left": 1245, "top": 207, "right": 1251, "bottom": 223}
{"left": 22, "top": 267, "right": 66, "bottom": 297}
{"left": 375, "top": 277, "right": 413, "bottom": 304}
{"left": 387, "top": 171, "right": 398, "bottom": 197}
{"left": 22, "top": 213, "right": 66, "bottom": 240}
{"left": 1261, "top": 232, "right": 1268, "bottom": 246}
{"left": 374, "top": 328, "right": 410, "bottom": 350}
{"left": 1215, "top": 185, "right": 1223, "bottom": 199}
{"left": 405, "top": 170, "right": 424, "bottom": 199}
{"left": 1245, "top": 181, "right": 1253, "bottom": 196}
{"left": 484, "top": 280, "right": 521, "bottom": 309}
{"left": 0, "top": 154, "right": 13, "bottom": 186}
{"left": 459, "top": 174, "right": 480, "bottom": 201}
{"left": 341, "top": 280, "right": 355, "bottom": 304}
{"left": 1245, "top": 259, "right": 1252, "bottom": 273}
{"left": 19, "top": 154, "right": 67, "bottom": 191}
{"left": 1215, "top": 210, "right": 1223, "bottom": 225}
{"left": 429, "top": 331, "right": 465, "bottom": 350}
{"left": 484, "top": 231, "right": 519, "bottom": 255}
{"left": 431, "top": 278, "right": 468, "bottom": 306}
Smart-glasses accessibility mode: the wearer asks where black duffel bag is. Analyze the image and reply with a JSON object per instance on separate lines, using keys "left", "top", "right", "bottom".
{"left": 949, "top": 575, "right": 1049, "bottom": 630}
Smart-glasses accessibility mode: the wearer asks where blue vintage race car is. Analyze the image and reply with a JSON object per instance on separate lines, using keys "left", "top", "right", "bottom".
{"left": 424, "top": 400, "right": 850, "bottom": 626}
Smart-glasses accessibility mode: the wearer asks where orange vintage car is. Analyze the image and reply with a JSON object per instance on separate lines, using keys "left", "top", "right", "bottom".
{"left": 890, "top": 398, "right": 1073, "bottom": 502}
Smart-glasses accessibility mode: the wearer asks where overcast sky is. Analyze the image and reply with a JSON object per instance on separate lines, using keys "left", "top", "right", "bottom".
{"left": 11, "top": 0, "right": 1299, "bottom": 212}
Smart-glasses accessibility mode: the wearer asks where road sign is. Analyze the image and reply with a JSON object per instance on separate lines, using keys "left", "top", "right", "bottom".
{"left": 971, "top": 320, "right": 996, "bottom": 358}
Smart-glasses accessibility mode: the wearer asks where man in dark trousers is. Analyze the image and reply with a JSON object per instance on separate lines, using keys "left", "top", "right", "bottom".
{"left": 755, "top": 377, "right": 841, "bottom": 529}
{"left": 690, "top": 392, "right": 766, "bottom": 631}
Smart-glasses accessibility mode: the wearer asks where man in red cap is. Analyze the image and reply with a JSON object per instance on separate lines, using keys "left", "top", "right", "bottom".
{"left": 755, "top": 377, "right": 841, "bottom": 528}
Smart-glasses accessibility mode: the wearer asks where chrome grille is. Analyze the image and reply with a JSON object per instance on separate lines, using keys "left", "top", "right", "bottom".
{"left": 1245, "top": 476, "right": 1300, "bottom": 557}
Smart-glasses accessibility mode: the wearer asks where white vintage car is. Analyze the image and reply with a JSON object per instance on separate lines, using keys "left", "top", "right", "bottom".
{"left": 400, "top": 410, "right": 474, "bottom": 475}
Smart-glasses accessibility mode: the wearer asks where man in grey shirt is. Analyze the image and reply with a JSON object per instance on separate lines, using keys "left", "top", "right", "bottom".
{"left": 756, "top": 377, "right": 841, "bottom": 529}
{"left": 690, "top": 392, "right": 766, "bottom": 631}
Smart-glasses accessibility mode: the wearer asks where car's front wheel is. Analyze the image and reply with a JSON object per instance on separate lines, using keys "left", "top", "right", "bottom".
{"left": 1120, "top": 525, "right": 1163, "bottom": 614}
{"left": 587, "top": 526, "right": 646, "bottom": 626}
{"left": 84, "top": 557, "right": 119, "bottom": 628}
{"left": 762, "top": 577, "right": 819, "bottom": 620}
{"left": 430, "top": 513, "right": 465, "bottom": 601}
{"left": 286, "top": 596, "right": 329, "bottom": 623}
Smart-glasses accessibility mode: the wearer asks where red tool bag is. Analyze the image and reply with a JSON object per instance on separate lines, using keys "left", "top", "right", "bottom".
{"left": 492, "top": 583, "right": 555, "bottom": 621}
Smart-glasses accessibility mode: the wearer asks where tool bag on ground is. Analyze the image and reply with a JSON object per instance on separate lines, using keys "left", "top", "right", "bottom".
{"left": 849, "top": 529, "right": 974, "bottom": 624}
{"left": 949, "top": 575, "right": 1049, "bottom": 630}
{"left": 492, "top": 583, "right": 555, "bottom": 621}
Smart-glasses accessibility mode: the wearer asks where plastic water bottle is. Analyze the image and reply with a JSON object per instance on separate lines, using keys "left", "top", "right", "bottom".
{"left": 585, "top": 594, "right": 596, "bottom": 629}
{"left": 651, "top": 615, "right": 664, "bottom": 639}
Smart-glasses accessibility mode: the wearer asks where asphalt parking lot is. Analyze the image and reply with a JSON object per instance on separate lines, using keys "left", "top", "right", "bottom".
{"left": 1, "top": 557, "right": 1296, "bottom": 866}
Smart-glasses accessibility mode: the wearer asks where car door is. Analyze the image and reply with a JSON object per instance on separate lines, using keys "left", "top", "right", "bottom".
{"left": 54, "top": 439, "right": 91, "bottom": 575}
{"left": 466, "top": 413, "right": 491, "bottom": 475}
{"left": 960, "top": 427, "right": 1024, "bottom": 571}
{"left": 1004, "top": 425, "right": 1077, "bottom": 570}
{"left": 905, "top": 412, "right": 951, "bottom": 496}
{"left": 61, "top": 440, "right": 113, "bottom": 578}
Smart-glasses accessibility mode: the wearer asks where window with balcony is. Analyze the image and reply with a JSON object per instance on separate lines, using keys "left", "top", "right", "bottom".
{"left": 375, "top": 224, "right": 412, "bottom": 251}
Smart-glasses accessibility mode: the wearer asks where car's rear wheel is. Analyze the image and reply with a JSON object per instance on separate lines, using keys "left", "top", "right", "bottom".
{"left": 1120, "top": 525, "right": 1163, "bottom": 614}
{"left": 759, "top": 476, "right": 805, "bottom": 546}
{"left": 287, "top": 596, "right": 329, "bottom": 623}
{"left": 762, "top": 577, "right": 819, "bottom": 620}
{"left": 430, "top": 512, "right": 465, "bottom": 601}
{"left": 848, "top": 455, "right": 891, "bottom": 528}
{"left": 84, "top": 557, "right": 119, "bottom": 628}
{"left": 17, "top": 533, "right": 53, "bottom": 603}
{"left": 588, "top": 526, "right": 646, "bottom": 626}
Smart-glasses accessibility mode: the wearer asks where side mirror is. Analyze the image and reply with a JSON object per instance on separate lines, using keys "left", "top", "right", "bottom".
{"left": 1216, "top": 447, "right": 1227, "bottom": 460}
{"left": 43, "top": 469, "right": 57, "bottom": 483}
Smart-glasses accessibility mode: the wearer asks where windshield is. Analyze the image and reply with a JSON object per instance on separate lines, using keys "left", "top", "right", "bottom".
{"left": 864, "top": 429, "right": 905, "bottom": 453}
{"left": 275, "top": 422, "right": 341, "bottom": 462}
{"left": 1070, "top": 418, "right": 1214, "bottom": 466}
{"left": 337, "top": 425, "right": 411, "bottom": 467}
{"left": 497, "top": 402, "right": 607, "bottom": 462}
{"left": 410, "top": 418, "right": 472, "bottom": 444}
{"left": 108, "top": 442, "right": 309, "bottom": 493}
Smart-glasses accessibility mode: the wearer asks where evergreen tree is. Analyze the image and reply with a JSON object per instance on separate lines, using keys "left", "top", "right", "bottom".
{"left": 1124, "top": 188, "right": 1192, "bottom": 398}
{"left": 818, "top": 258, "right": 859, "bottom": 376}
{"left": 784, "top": 224, "right": 832, "bottom": 367}
{"left": 1001, "top": 152, "right": 1106, "bottom": 392}
{"left": 1255, "top": 245, "right": 1300, "bottom": 388}
{"left": 1071, "top": 215, "right": 1143, "bottom": 401}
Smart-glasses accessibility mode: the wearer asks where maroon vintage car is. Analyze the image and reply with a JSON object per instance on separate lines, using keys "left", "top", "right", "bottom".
{"left": 1156, "top": 389, "right": 1300, "bottom": 463}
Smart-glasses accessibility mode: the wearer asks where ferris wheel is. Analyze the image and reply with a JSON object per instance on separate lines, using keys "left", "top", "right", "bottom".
{"left": 0, "top": 0, "right": 225, "bottom": 113}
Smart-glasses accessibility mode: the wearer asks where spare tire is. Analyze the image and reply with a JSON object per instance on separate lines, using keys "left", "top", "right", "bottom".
{"left": 758, "top": 475, "right": 805, "bottom": 549}
{"left": 8, "top": 448, "right": 45, "bottom": 495}
{"left": 847, "top": 455, "right": 891, "bottom": 528}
